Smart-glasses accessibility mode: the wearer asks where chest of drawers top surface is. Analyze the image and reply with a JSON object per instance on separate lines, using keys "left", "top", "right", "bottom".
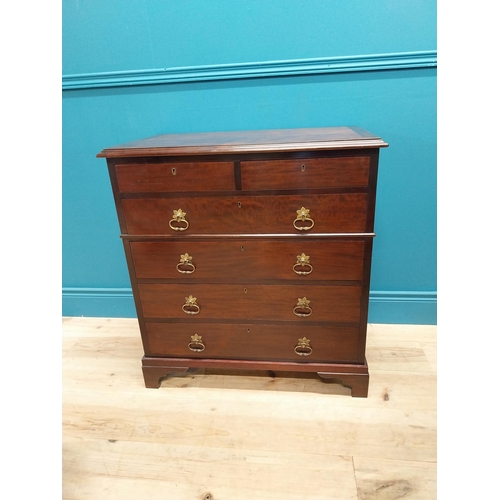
{"left": 97, "top": 126, "right": 388, "bottom": 158}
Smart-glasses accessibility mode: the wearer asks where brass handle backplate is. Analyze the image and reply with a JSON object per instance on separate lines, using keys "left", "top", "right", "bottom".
{"left": 293, "top": 253, "right": 313, "bottom": 275}
{"left": 294, "top": 337, "right": 312, "bottom": 356}
{"left": 176, "top": 253, "right": 196, "bottom": 274}
{"left": 293, "top": 207, "right": 314, "bottom": 231}
{"left": 188, "top": 334, "right": 205, "bottom": 352}
{"left": 293, "top": 297, "right": 312, "bottom": 317}
{"left": 182, "top": 295, "right": 200, "bottom": 315}
{"left": 169, "top": 208, "right": 189, "bottom": 231}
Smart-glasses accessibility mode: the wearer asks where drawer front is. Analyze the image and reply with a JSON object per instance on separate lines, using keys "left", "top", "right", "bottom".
{"left": 138, "top": 284, "right": 362, "bottom": 323}
{"left": 115, "top": 161, "right": 235, "bottom": 193}
{"left": 146, "top": 322, "right": 359, "bottom": 363}
{"left": 241, "top": 156, "right": 370, "bottom": 191}
{"left": 121, "top": 193, "right": 369, "bottom": 235}
{"left": 130, "top": 239, "right": 365, "bottom": 281}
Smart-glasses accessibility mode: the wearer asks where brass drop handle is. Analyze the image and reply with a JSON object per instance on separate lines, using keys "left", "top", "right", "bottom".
{"left": 293, "top": 253, "right": 313, "bottom": 275}
{"left": 169, "top": 208, "right": 189, "bottom": 231}
{"left": 176, "top": 253, "right": 196, "bottom": 274}
{"left": 294, "top": 337, "right": 312, "bottom": 356}
{"left": 293, "top": 297, "right": 312, "bottom": 317}
{"left": 188, "top": 334, "right": 205, "bottom": 352}
{"left": 182, "top": 295, "right": 200, "bottom": 315}
{"left": 293, "top": 207, "right": 314, "bottom": 231}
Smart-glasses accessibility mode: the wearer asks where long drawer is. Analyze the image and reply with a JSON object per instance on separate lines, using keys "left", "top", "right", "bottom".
{"left": 146, "top": 322, "right": 360, "bottom": 363}
{"left": 121, "top": 193, "right": 369, "bottom": 235}
{"left": 130, "top": 239, "right": 365, "bottom": 281}
{"left": 138, "top": 283, "right": 362, "bottom": 323}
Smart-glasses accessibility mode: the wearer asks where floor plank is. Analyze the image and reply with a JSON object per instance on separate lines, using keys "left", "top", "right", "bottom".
{"left": 63, "top": 436, "right": 358, "bottom": 500}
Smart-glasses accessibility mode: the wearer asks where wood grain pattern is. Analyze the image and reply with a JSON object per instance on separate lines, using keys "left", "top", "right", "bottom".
{"left": 115, "top": 161, "right": 235, "bottom": 193}
{"left": 241, "top": 155, "right": 370, "bottom": 190}
{"left": 121, "top": 193, "right": 369, "bottom": 235}
{"left": 354, "top": 457, "right": 436, "bottom": 500}
{"left": 130, "top": 239, "right": 365, "bottom": 281}
{"left": 138, "top": 283, "right": 362, "bottom": 322}
{"left": 62, "top": 318, "right": 436, "bottom": 500}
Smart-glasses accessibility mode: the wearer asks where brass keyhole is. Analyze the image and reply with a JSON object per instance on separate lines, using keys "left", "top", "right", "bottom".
{"left": 241, "top": 245, "right": 245, "bottom": 251}
{"left": 237, "top": 201, "right": 242, "bottom": 208}
{"left": 244, "top": 288, "right": 247, "bottom": 293}
{"left": 172, "top": 167, "right": 176, "bottom": 175}
{"left": 301, "top": 164, "right": 306, "bottom": 172}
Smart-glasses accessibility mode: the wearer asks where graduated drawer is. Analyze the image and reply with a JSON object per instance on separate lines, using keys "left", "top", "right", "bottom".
{"left": 114, "top": 161, "right": 234, "bottom": 193}
{"left": 130, "top": 239, "right": 365, "bottom": 281}
{"left": 121, "top": 193, "right": 368, "bottom": 235}
{"left": 146, "top": 322, "right": 359, "bottom": 363}
{"left": 240, "top": 156, "right": 370, "bottom": 191}
{"left": 138, "top": 283, "right": 362, "bottom": 323}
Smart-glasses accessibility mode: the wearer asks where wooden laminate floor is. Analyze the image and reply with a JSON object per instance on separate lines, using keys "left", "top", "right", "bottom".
{"left": 62, "top": 318, "right": 436, "bottom": 500}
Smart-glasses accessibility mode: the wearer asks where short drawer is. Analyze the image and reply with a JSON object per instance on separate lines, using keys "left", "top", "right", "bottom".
{"left": 241, "top": 156, "right": 370, "bottom": 191}
{"left": 146, "top": 322, "right": 360, "bottom": 363}
{"left": 130, "top": 239, "right": 365, "bottom": 281}
{"left": 138, "top": 283, "right": 362, "bottom": 323}
{"left": 114, "top": 161, "right": 235, "bottom": 193}
{"left": 121, "top": 193, "right": 369, "bottom": 235}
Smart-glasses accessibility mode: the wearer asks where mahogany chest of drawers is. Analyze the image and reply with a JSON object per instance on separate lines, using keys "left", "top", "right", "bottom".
{"left": 97, "top": 127, "right": 388, "bottom": 397}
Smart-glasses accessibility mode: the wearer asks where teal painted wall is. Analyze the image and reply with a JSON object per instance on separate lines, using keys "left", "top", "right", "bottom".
{"left": 62, "top": 0, "right": 437, "bottom": 324}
